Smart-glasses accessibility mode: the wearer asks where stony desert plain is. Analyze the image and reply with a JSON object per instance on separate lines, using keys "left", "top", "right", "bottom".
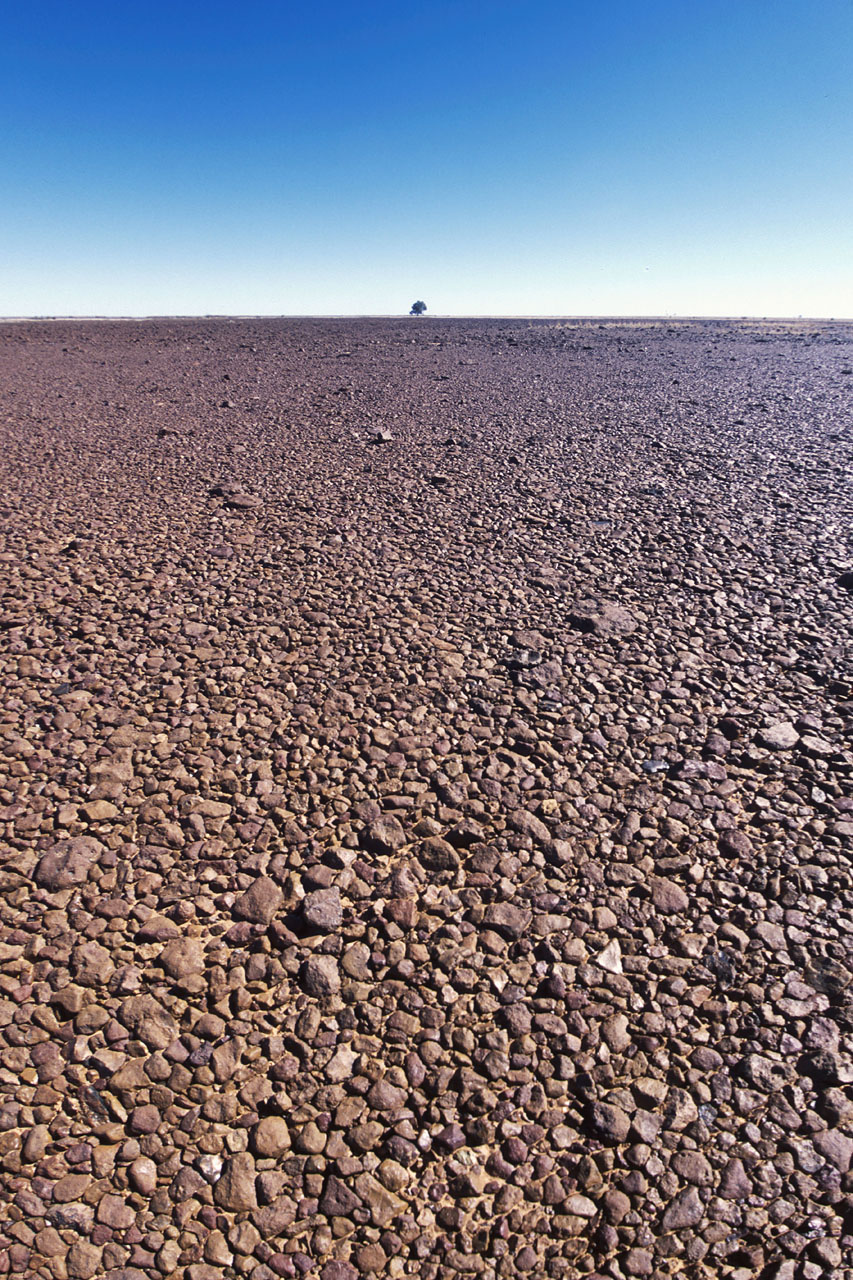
{"left": 0, "top": 317, "right": 851, "bottom": 1280}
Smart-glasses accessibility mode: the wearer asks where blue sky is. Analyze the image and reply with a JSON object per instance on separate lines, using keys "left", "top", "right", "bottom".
{"left": 2, "top": 1, "right": 851, "bottom": 316}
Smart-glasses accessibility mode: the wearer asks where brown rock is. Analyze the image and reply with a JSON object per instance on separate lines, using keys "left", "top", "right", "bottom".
{"left": 35, "top": 837, "right": 103, "bottom": 890}
{"left": 232, "top": 875, "right": 283, "bottom": 925}
{"left": 649, "top": 877, "right": 689, "bottom": 913}
{"left": 119, "top": 995, "right": 178, "bottom": 1050}
{"left": 213, "top": 1152, "right": 258, "bottom": 1211}
{"left": 301, "top": 954, "right": 340, "bottom": 996}
{"left": 481, "top": 902, "right": 531, "bottom": 939}
{"left": 302, "top": 887, "right": 342, "bottom": 932}
{"left": 252, "top": 1115, "right": 292, "bottom": 1157}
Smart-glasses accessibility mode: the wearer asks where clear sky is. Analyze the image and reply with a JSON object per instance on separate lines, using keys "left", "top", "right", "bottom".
{"left": 2, "top": 1, "right": 851, "bottom": 317}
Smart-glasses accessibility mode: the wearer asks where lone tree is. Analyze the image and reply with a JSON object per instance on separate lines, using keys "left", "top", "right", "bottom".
{"left": 410, "top": 300, "right": 427, "bottom": 316}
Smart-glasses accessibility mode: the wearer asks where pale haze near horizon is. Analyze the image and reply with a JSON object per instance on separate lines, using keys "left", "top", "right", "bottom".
{"left": 2, "top": 1, "right": 851, "bottom": 319}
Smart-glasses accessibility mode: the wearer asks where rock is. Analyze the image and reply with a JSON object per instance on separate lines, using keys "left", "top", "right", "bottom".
{"left": 252, "top": 1116, "right": 292, "bottom": 1157}
{"left": 301, "top": 955, "right": 340, "bottom": 996}
{"left": 364, "top": 814, "right": 406, "bottom": 854}
{"left": 326, "top": 1042, "right": 358, "bottom": 1082}
{"left": 34, "top": 837, "right": 102, "bottom": 889}
{"left": 589, "top": 1102, "right": 631, "bottom": 1143}
{"left": 569, "top": 599, "right": 638, "bottom": 636}
{"left": 119, "top": 995, "right": 178, "bottom": 1050}
{"left": 319, "top": 1176, "right": 362, "bottom": 1217}
{"left": 661, "top": 1185, "right": 704, "bottom": 1230}
{"left": 213, "top": 1153, "right": 258, "bottom": 1211}
{"left": 66, "top": 1242, "right": 102, "bottom": 1280}
{"left": 210, "top": 484, "right": 262, "bottom": 510}
{"left": 719, "top": 1158, "right": 752, "bottom": 1199}
{"left": 597, "top": 939, "right": 623, "bottom": 974}
{"left": 649, "top": 877, "right": 689, "bottom": 913}
{"left": 758, "top": 722, "right": 799, "bottom": 750}
{"left": 321, "top": 1264, "right": 358, "bottom": 1280}
{"left": 21, "top": 1124, "right": 50, "bottom": 1162}
{"left": 601, "top": 1014, "right": 631, "bottom": 1053}
{"left": 481, "top": 902, "right": 531, "bottom": 939}
{"left": 232, "top": 875, "right": 283, "bottom": 925}
{"left": 302, "top": 887, "right": 342, "bottom": 932}
{"left": 419, "top": 836, "right": 461, "bottom": 871}
{"left": 128, "top": 1157, "right": 158, "bottom": 1195}
{"left": 718, "top": 828, "right": 754, "bottom": 857}
{"left": 159, "top": 937, "right": 205, "bottom": 984}
{"left": 509, "top": 809, "right": 551, "bottom": 841}
{"left": 354, "top": 1171, "right": 406, "bottom": 1227}
{"left": 812, "top": 1128, "right": 853, "bottom": 1171}
{"left": 97, "top": 1195, "right": 136, "bottom": 1229}
{"left": 366, "top": 1078, "right": 407, "bottom": 1111}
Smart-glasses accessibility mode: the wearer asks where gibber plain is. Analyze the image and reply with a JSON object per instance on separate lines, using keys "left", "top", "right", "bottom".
{"left": 0, "top": 317, "right": 851, "bottom": 1280}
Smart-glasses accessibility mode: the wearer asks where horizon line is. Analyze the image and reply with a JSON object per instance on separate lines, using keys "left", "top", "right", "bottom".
{"left": 1, "top": 313, "right": 851, "bottom": 323}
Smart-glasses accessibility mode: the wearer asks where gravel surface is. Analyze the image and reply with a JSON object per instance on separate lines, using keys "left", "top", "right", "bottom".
{"left": 0, "top": 317, "right": 851, "bottom": 1280}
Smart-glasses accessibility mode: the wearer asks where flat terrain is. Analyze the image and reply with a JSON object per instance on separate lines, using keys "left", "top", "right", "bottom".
{"left": 0, "top": 318, "right": 851, "bottom": 1280}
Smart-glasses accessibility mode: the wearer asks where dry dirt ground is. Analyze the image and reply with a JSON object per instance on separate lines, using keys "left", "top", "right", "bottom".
{"left": 0, "top": 318, "right": 851, "bottom": 1280}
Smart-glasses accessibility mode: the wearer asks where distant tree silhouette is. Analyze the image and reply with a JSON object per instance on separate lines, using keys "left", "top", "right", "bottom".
{"left": 410, "top": 301, "right": 427, "bottom": 316}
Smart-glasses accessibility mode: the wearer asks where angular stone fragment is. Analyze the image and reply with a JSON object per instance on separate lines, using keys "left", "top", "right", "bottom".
{"left": 719, "top": 1157, "right": 752, "bottom": 1199}
{"left": 354, "top": 1171, "right": 406, "bottom": 1227}
{"left": 302, "top": 886, "right": 342, "bottom": 932}
{"left": 509, "top": 809, "right": 551, "bottom": 841}
{"left": 758, "top": 722, "right": 799, "bottom": 750}
{"left": 569, "top": 599, "right": 638, "bottom": 636}
{"left": 301, "top": 954, "right": 341, "bottom": 996}
{"left": 650, "top": 877, "right": 689, "bottom": 913}
{"left": 35, "top": 837, "right": 103, "bottom": 890}
{"left": 419, "top": 836, "right": 460, "bottom": 870}
{"left": 159, "top": 937, "right": 205, "bottom": 983}
{"left": 364, "top": 814, "right": 406, "bottom": 854}
{"left": 661, "top": 1185, "right": 704, "bottom": 1230}
{"left": 213, "top": 1152, "right": 258, "bottom": 1211}
{"left": 119, "top": 995, "right": 178, "bottom": 1050}
{"left": 482, "top": 902, "right": 531, "bottom": 939}
{"left": 319, "top": 1175, "right": 362, "bottom": 1217}
{"left": 232, "top": 875, "right": 282, "bottom": 925}
{"left": 589, "top": 1102, "right": 630, "bottom": 1143}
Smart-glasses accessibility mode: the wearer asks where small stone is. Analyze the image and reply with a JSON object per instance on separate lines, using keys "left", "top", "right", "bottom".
{"left": 159, "top": 937, "right": 205, "bottom": 984}
{"left": 66, "top": 1243, "right": 103, "bottom": 1280}
{"left": 589, "top": 1102, "right": 630, "bottom": 1143}
{"left": 301, "top": 954, "right": 341, "bottom": 996}
{"left": 232, "top": 876, "right": 283, "bottom": 925}
{"left": 252, "top": 1116, "right": 292, "bottom": 1158}
{"left": 650, "top": 877, "right": 689, "bottom": 913}
{"left": 34, "top": 837, "right": 103, "bottom": 890}
{"left": 302, "top": 887, "right": 342, "bottom": 933}
{"left": 321, "top": 1264, "right": 358, "bottom": 1280}
{"left": 601, "top": 1014, "right": 631, "bottom": 1053}
{"left": 319, "top": 1176, "right": 362, "bottom": 1217}
{"left": 22, "top": 1124, "right": 50, "bottom": 1162}
{"left": 758, "top": 722, "right": 799, "bottom": 750}
{"left": 661, "top": 1185, "right": 704, "bottom": 1230}
{"left": 569, "top": 599, "right": 638, "bottom": 636}
{"left": 119, "top": 995, "right": 178, "bottom": 1050}
{"left": 97, "top": 1195, "right": 136, "bottom": 1229}
{"left": 597, "top": 939, "right": 623, "bottom": 974}
{"left": 366, "top": 1078, "right": 407, "bottom": 1111}
{"left": 481, "top": 902, "right": 531, "bottom": 939}
{"left": 213, "top": 1152, "right": 258, "bottom": 1211}
{"left": 128, "top": 1157, "right": 157, "bottom": 1195}
{"left": 419, "top": 836, "right": 461, "bottom": 871}
{"left": 364, "top": 814, "right": 406, "bottom": 854}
